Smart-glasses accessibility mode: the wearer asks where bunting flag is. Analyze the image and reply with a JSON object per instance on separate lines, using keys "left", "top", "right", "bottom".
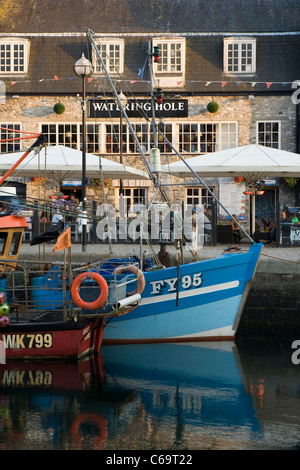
{"left": 51, "top": 227, "right": 71, "bottom": 255}
{"left": 4, "top": 76, "right": 296, "bottom": 89}
{"left": 138, "top": 66, "right": 144, "bottom": 79}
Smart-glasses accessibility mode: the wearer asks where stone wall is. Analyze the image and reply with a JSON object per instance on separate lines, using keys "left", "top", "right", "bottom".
{"left": 1, "top": 93, "right": 297, "bottom": 215}
{"left": 239, "top": 259, "right": 300, "bottom": 335}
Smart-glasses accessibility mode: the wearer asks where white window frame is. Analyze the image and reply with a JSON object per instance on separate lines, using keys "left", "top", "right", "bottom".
{"left": 0, "top": 123, "right": 22, "bottom": 152}
{"left": 224, "top": 37, "right": 256, "bottom": 75}
{"left": 92, "top": 38, "right": 125, "bottom": 74}
{"left": 256, "top": 121, "right": 281, "bottom": 149}
{"left": 185, "top": 187, "right": 214, "bottom": 209}
{"left": 114, "top": 186, "right": 148, "bottom": 217}
{"left": 40, "top": 123, "right": 101, "bottom": 152}
{"left": 152, "top": 37, "right": 186, "bottom": 88}
{"left": 39, "top": 120, "right": 238, "bottom": 156}
{"left": 0, "top": 38, "right": 30, "bottom": 75}
{"left": 179, "top": 121, "right": 238, "bottom": 154}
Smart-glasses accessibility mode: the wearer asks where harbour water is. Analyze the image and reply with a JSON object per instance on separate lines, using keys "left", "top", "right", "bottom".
{"left": 0, "top": 334, "right": 299, "bottom": 451}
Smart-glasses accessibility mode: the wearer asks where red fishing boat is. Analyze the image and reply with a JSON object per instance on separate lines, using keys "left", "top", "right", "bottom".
{"left": 0, "top": 135, "right": 143, "bottom": 361}
{"left": 0, "top": 211, "right": 141, "bottom": 361}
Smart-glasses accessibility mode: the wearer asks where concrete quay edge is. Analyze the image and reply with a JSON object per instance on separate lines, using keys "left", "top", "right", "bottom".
{"left": 18, "top": 242, "right": 300, "bottom": 275}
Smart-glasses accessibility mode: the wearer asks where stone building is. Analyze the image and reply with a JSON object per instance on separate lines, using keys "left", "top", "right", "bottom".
{"left": 1, "top": 0, "right": 300, "bottom": 234}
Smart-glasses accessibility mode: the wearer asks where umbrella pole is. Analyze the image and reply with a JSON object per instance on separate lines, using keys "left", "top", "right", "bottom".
{"left": 251, "top": 194, "right": 256, "bottom": 237}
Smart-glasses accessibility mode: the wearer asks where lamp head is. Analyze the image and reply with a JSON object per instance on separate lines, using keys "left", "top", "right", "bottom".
{"left": 74, "top": 53, "right": 93, "bottom": 77}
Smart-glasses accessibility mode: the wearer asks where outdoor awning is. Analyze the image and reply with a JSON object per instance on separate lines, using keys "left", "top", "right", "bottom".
{"left": 163, "top": 144, "right": 300, "bottom": 180}
{"left": 0, "top": 145, "right": 149, "bottom": 181}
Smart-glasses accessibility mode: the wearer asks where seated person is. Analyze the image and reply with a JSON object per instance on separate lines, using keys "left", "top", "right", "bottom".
{"left": 52, "top": 210, "right": 64, "bottom": 226}
{"left": 230, "top": 214, "right": 241, "bottom": 243}
{"left": 269, "top": 211, "right": 292, "bottom": 243}
{"left": 279, "top": 211, "right": 293, "bottom": 245}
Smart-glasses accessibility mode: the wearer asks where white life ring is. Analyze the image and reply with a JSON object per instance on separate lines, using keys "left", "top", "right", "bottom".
{"left": 113, "top": 265, "right": 145, "bottom": 296}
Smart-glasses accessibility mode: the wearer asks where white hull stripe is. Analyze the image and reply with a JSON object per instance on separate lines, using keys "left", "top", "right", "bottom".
{"left": 172, "top": 325, "right": 235, "bottom": 339}
{"left": 140, "top": 280, "right": 240, "bottom": 306}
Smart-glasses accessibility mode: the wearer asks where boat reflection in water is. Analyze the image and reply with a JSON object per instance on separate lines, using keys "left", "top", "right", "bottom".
{"left": 102, "top": 342, "right": 260, "bottom": 450}
{"left": 0, "top": 356, "right": 136, "bottom": 450}
{"left": 0, "top": 341, "right": 259, "bottom": 450}
{"left": 1, "top": 340, "right": 299, "bottom": 450}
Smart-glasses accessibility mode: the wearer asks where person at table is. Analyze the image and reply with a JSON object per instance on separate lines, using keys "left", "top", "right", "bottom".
{"left": 230, "top": 214, "right": 241, "bottom": 243}
{"left": 270, "top": 211, "right": 292, "bottom": 243}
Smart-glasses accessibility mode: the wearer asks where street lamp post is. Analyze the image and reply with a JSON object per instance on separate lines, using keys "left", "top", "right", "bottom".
{"left": 74, "top": 53, "right": 93, "bottom": 252}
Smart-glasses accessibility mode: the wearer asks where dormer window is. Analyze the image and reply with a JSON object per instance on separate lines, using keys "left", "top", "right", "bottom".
{"left": 224, "top": 37, "right": 256, "bottom": 74}
{"left": 152, "top": 37, "right": 186, "bottom": 88}
{"left": 0, "top": 38, "right": 30, "bottom": 75}
{"left": 92, "top": 38, "right": 125, "bottom": 74}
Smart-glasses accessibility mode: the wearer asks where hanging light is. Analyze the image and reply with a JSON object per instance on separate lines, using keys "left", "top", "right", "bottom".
{"left": 153, "top": 46, "right": 159, "bottom": 62}
{"left": 244, "top": 189, "right": 265, "bottom": 195}
{"left": 156, "top": 87, "right": 163, "bottom": 104}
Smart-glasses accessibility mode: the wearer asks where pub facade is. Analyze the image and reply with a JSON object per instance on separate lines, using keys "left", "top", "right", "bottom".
{"left": 1, "top": 0, "right": 300, "bottom": 235}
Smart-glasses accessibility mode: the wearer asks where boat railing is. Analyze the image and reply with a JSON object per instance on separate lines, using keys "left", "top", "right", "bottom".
{"left": 0, "top": 258, "right": 142, "bottom": 322}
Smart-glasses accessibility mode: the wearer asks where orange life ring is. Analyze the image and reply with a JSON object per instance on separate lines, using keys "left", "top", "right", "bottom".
{"left": 114, "top": 264, "right": 145, "bottom": 296}
{"left": 71, "top": 413, "right": 108, "bottom": 450}
{"left": 71, "top": 271, "right": 108, "bottom": 310}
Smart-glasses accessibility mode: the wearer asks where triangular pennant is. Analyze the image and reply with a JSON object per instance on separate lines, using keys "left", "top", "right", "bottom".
{"left": 266, "top": 82, "right": 273, "bottom": 89}
{"left": 221, "top": 81, "right": 228, "bottom": 87}
{"left": 51, "top": 227, "right": 71, "bottom": 255}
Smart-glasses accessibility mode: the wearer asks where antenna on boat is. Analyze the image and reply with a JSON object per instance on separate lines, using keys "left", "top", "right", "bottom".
{"left": 87, "top": 30, "right": 155, "bottom": 184}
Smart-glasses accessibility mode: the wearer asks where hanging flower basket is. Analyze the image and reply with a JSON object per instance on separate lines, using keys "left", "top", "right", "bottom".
{"left": 234, "top": 177, "right": 244, "bottom": 183}
{"left": 207, "top": 101, "right": 219, "bottom": 113}
{"left": 54, "top": 102, "right": 65, "bottom": 115}
{"left": 284, "top": 177, "right": 299, "bottom": 187}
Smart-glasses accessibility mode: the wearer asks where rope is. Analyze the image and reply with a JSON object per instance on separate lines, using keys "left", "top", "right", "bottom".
{"left": 261, "top": 252, "right": 300, "bottom": 264}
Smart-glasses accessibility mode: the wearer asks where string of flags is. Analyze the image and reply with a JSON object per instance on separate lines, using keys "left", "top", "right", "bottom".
{"left": 3, "top": 75, "right": 295, "bottom": 89}
{"left": 198, "top": 80, "right": 290, "bottom": 89}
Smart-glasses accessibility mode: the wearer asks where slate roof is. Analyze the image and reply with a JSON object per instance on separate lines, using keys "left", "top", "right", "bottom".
{"left": 1, "top": 0, "right": 300, "bottom": 95}
{"left": 1, "top": 0, "right": 300, "bottom": 34}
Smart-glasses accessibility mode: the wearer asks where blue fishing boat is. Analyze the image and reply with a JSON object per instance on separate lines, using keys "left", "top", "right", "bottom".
{"left": 102, "top": 244, "right": 262, "bottom": 343}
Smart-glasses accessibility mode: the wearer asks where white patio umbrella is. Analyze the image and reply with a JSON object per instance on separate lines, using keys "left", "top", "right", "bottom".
{"left": 163, "top": 144, "right": 300, "bottom": 235}
{"left": 0, "top": 145, "right": 149, "bottom": 181}
{"left": 163, "top": 145, "right": 300, "bottom": 179}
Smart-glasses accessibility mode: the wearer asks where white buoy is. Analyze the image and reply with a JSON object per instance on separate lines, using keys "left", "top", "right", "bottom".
{"left": 150, "top": 148, "right": 161, "bottom": 173}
